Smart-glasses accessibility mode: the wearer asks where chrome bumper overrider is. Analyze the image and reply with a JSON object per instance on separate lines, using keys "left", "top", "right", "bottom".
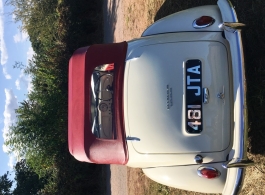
{"left": 222, "top": 158, "right": 254, "bottom": 169}
{"left": 217, "top": 0, "right": 254, "bottom": 195}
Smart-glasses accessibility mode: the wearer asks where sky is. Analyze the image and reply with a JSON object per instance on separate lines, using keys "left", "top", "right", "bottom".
{"left": 0, "top": 0, "right": 34, "bottom": 178}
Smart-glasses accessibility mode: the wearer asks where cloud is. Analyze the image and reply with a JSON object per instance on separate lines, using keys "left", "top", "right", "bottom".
{"left": 3, "top": 66, "right": 11, "bottom": 79}
{"left": 13, "top": 31, "right": 29, "bottom": 43}
{"left": 0, "top": 0, "right": 8, "bottom": 65}
{"left": 2, "top": 89, "right": 18, "bottom": 153}
{"left": 15, "top": 46, "right": 34, "bottom": 92}
{"left": 15, "top": 77, "right": 21, "bottom": 90}
{"left": 27, "top": 76, "right": 33, "bottom": 92}
{"left": 7, "top": 155, "right": 16, "bottom": 168}
{"left": 15, "top": 73, "right": 32, "bottom": 92}
{"left": 7, "top": 150, "right": 21, "bottom": 169}
{"left": 2, "top": 89, "right": 19, "bottom": 169}
{"left": 27, "top": 46, "right": 34, "bottom": 63}
{"left": 2, "top": 89, "right": 19, "bottom": 170}
{"left": 12, "top": 13, "right": 16, "bottom": 21}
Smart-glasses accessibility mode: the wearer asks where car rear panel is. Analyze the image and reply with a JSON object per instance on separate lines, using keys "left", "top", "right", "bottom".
{"left": 125, "top": 40, "right": 232, "bottom": 154}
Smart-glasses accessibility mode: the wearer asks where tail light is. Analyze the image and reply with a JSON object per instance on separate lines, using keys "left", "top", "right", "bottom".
{"left": 197, "top": 166, "right": 220, "bottom": 179}
{"left": 193, "top": 16, "right": 215, "bottom": 29}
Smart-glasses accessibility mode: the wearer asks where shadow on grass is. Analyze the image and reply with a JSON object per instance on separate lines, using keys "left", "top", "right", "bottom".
{"left": 236, "top": 1, "right": 265, "bottom": 155}
{"left": 103, "top": 0, "right": 121, "bottom": 43}
{"left": 154, "top": 0, "right": 215, "bottom": 21}
{"left": 105, "top": 165, "right": 111, "bottom": 195}
{"left": 154, "top": 0, "right": 265, "bottom": 156}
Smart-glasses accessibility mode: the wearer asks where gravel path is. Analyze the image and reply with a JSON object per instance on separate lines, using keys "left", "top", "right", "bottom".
{"left": 103, "top": 0, "right": 127, "bottom": 195}
{"left": 109, "top": 165, "right": 127, "bottom": 195}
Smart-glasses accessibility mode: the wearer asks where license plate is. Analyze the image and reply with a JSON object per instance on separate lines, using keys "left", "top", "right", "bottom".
{"left": 186, "top": 60, "right": 203, "bottom": 133}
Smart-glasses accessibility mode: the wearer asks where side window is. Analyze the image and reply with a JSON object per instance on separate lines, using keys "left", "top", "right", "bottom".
{"left": 90, "top": 64, "right": 116, "bottom": 139}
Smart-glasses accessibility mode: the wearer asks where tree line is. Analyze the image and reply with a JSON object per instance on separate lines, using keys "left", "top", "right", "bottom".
{"left": 1, "top": 0, "right": 104, "bottom": 194}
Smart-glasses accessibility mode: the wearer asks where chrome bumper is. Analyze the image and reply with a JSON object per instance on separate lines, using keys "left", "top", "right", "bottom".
{"left": 217, "top": 0, "right": 253, "bottom": 195}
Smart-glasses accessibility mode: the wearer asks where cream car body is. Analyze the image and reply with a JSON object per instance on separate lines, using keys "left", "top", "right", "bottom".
{"left": 68, "top": 0, "right": 252, "bottom": 194}
{"left": 124, "top": 31, "right": 231, "bottom": 193}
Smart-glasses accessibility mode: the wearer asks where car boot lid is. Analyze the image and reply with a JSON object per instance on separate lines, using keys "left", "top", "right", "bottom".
{"left": 124, "top": 40, "right": 231, "bottom": 154}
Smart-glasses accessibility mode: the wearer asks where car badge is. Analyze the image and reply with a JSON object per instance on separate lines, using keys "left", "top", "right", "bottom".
{"left": 217, "top": 86, "right": 225, "bottom": 99}
{"left": 166, "top": 85, "right": 173, "bottom": 110}
{"left": 203, "top": 88, "right": 209, "bottom": 104}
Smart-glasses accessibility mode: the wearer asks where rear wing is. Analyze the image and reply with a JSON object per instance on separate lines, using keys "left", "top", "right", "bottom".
{"left": 68, "top": 42, "right": 128, "bottom": 164}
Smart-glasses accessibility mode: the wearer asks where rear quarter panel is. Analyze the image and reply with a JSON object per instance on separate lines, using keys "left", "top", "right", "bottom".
{"left": 142, "top": 5, "right": 223, "bottom": 36}
{"left": 143, "top": 163, "right": 226, "bottom": 193}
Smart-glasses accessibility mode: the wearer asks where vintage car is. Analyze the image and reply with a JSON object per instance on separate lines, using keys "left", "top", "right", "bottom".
{"left": 68, "top": 0, "right": 254, "bottom": 194}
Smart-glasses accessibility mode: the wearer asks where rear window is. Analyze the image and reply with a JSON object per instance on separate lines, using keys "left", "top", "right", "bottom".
{"left": 90, "top": 64, "right": 116, "bottom": 139}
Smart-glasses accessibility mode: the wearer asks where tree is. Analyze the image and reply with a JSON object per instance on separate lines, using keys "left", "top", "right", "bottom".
{"left": 4, "top": 0, "right": 105, "bottom": 193}
{"left": 0, "top": 172, "right": 13, "bottom": 195}
{"left": 13, "top": 159, "right": 46, "bottom": 195}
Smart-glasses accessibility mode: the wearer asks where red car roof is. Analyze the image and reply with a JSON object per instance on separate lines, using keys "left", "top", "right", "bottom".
{"left": 68, "top": 42, "right": 128, "bottom": 164}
